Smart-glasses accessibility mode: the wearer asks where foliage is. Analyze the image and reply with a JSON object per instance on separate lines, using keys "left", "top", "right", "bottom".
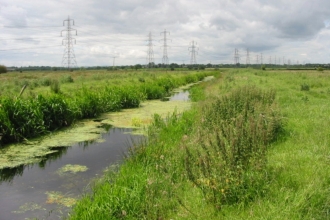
{"left": 60, "top": 75, "right": 74, "bottom": 83}
{"left": 301, "top": 83, "right": 310, "bottom": 91}
{"left": 0, "top": 65, "right": 7, "bottom": 74}
{"left": 40, "top": 78, "right": 52, "bottom": 86}
{"left": 50, "top": 79, "right": 61, "bottom": 94}
{"left": 185, "top": 86, "right": 283, "bottom": 206}
{"left": 317, "top": 66, "right": 324, "bottom": 72}
{"left": 0, "top": 71, "right": 212, "bottom": 146}
{"left": 69, "top": 69, "right": 330, "bottom": 219}
{"left": 69, "top": 85, "right": 284, "bottom": 219}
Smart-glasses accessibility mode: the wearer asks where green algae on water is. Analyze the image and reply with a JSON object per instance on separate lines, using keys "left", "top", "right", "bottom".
{"left": 0, "top": 87, "right": 195, "bottom": 169}
{"left": 11, "top": 202, "right": 45, "bottom": 214}
{"left": 56, "top": 164, "right": 89, "bottom": 176}
{"left": 45, "top": 191, "right": 77, "bottom": 207}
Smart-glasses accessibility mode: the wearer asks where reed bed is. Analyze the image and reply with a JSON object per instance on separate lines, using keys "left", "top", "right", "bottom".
{"left": 0, "top": 71, "right": 211, "bottom": 146}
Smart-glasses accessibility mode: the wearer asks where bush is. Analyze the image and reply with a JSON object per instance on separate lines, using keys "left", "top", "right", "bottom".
{"left": 261, "top": 64, "right": 266, "bottom": 70}
{"left": 50, "top": 80, "right": 61, "bottom": 94}
{"left": 185, "top": 86, "right": 283, "bottom": 206}
{"left": 317, "top": 67, "right": 324, "bottom": 72}
{"left": 60, "top": 75, "right": 74, "bottom": 83}
{"left": 40, "top": 78, "right": 52, "bottom": 86}
{"left": 301, "top": 83, "right": 310, "bottom": 91}
{"left": 0, "top": 65, "right": 7, "bottom": 74}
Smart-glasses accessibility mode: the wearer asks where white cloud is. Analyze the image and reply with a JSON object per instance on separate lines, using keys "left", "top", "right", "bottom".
{"left": 1, "top": 0, "right": 330, "bottom": 66}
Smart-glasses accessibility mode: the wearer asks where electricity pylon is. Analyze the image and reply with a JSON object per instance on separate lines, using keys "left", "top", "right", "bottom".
{"left": 146, "top": 32, "right": 154, "bottom": 68}
{"left": 246, "top": 48, "right": 250, "bottom": 65}
{"left": 234, "top": 48, "right": 239, "bottom": 65}
{"left": 256, "top": 55, "right": 259, "bottom": 64}
{"left": 160, "top": 29, "right": 170, "bottom": 68}
{"left": 112, "top": 56, "right": 117, "bottom": 70}
{"left": 188, "top": 40, "right": 198, "bottom": 65}
{"left": 61, "top": 16, "right": 77, "bottom": 70}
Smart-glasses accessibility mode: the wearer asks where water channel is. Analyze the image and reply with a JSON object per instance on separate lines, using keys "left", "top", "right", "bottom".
{"left": 0, "top": 90, "right": 191, "bottom": 220}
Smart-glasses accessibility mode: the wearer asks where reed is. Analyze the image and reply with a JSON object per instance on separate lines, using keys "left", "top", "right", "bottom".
{"left": 0, "top": 71, "right": 212, "bottom": 146}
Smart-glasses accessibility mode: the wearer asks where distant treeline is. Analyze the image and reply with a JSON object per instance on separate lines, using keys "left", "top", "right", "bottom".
{"left": 5, "top": 62, "right": 330, "bottom": 72}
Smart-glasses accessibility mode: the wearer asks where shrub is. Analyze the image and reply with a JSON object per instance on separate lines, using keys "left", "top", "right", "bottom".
{"left": 317, "top": 67, "right": 324, "bottom": 72}
{"left": 0, "top": 65, "right": 7, "bottom": 74}
{"left": 60, "top": 75, "right": 74, "bottom": 83}
{"left": 301, "top": 83, "right": 310, "bottom": 91}
{"left": 185, "top": 86, "right": 283, "bottom": 206}
{"left": 40, "top": 78, "right": 52, "bottom": 86}
{"left": 50, "top": 80, "right": 61, "bottom": 94}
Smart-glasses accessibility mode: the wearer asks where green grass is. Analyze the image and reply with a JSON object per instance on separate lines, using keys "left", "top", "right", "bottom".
{"left": 0, "top": 70, "right": 214, "bottom": 146}
{"left": 68, "top": 68, "right": 330, "bottom": 219}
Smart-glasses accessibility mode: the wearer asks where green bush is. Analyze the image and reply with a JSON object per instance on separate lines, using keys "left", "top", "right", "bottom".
{"left": 60, "top": 75, "right": 74, "bottom": 83}
{"left": 185, "top": 86, "right": 283, "bottom": 206}
{"left": 317, "top": 67, "right": 324, "bottom": 72}
{"left": 40, "top": 78, "right": 52, "bottom": 86}
{"left": 301, "top": 83, "right": 310, "bottom": 91}
{"left": 0, "top": 65, "right": 7, "bottom": 74}
{"left": 50, "top": 80, "right": 61, "bottom": 94}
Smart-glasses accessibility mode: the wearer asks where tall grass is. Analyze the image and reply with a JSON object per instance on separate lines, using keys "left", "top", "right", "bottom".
{"left": 185, "top": 86, "right": 283, "bottom": 207}
{"left": 0, "top": 71, "right": 211, "bottom": 146}
{"left": 69, "top": 69, "right": 330, "bottom": 219}
{"left": 69, "top": 85, "right": 284, "bottom": 219}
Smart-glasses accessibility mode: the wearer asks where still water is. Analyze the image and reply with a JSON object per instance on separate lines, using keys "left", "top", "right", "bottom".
{"left": 0, "top": 90, "right": 190, "bottom": 220}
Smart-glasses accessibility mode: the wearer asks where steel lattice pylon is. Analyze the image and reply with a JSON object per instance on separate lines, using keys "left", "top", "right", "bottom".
{"left": 61, "top": 16, "right": 77, "bottom": 70}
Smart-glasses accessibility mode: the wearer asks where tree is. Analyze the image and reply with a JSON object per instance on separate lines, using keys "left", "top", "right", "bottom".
{"left": 135, "top": 64, "right": 142, "bottom": 70}
{"left": 0, "top": 65, "right": 7, "bottom": 74}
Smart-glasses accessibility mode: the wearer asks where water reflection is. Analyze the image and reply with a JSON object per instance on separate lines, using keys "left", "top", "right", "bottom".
{"left": 0, "top": 146, "right": 69, "bottom": 183}
{"left": 0, "top": 165, "right": 25, "bottom": 183}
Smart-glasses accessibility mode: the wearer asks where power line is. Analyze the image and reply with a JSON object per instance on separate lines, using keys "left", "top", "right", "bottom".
{"left": 0, "top": 25, "right": 62, "bottom": 28}
{"left": 188, "top": 40, "right": 198, "bottom": 65}
{"left": 61, "top": 16, "right": 77, "bottom": 70}
{"left": 0, "top": 45, "right": 61, "bottom": 52}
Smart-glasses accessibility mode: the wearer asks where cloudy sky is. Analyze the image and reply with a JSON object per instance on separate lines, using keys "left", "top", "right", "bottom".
{"left": 1, "top": 0, "right": 330, "bottom": 67}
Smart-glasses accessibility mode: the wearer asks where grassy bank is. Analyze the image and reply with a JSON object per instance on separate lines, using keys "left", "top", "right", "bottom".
{"left": 0, "top": 70, "right": 213, "bottom": 146}
{"left": 68, "top": 68, "right": 330, "bottom": 219}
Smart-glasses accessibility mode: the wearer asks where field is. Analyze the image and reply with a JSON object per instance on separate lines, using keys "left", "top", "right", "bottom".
{"left": 69, "top": 68, "right": 330, "bottom": 219}
{"left": 0, "top": 69, "right": 213, "bottom": 146}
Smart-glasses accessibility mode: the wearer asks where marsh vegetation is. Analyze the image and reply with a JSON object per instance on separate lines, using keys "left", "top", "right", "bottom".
{"left": 69, "top": 68, "right": 330, "bottom": 219}
{"left": 0, "top": 69, "right": 212, "bottom": 146}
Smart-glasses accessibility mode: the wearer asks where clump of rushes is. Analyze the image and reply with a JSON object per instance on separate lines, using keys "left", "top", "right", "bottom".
{"left": 184, "top": 86, "right": 284, "bottom": 207}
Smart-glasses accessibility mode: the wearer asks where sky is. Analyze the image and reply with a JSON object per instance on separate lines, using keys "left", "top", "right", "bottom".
{"left": 1, "top": 0, "right": 330, "bottom": 67}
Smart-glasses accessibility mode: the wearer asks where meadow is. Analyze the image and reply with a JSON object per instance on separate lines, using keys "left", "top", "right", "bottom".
{"left": 0, "top": 69, "right": 212, "bottom": 146}
{"left": 69, "top": 68, "right": 330, "bottom": 219}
